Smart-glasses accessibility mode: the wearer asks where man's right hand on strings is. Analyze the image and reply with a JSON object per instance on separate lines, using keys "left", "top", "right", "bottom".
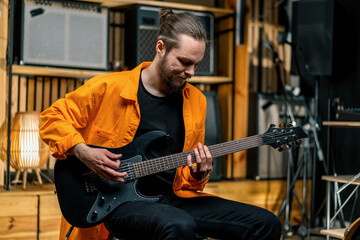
{"left": 70, "top": 143, "right": 127, "bottom": 182}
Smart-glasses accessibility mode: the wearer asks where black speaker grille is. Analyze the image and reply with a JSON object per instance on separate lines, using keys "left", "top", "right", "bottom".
{"left": 199, "top": 42, "right": 211, "bottom": 74}
{"left": 139, "top": 29, "right": 158, "bottom": 62}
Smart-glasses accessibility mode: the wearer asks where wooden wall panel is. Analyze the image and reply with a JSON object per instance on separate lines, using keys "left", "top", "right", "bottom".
{"left": 42, "top": 78, "right": 51, "bottom": 111}
{"left": 8, "top": 76, "right": 88, "bottom": 116}
{"left": 18, "top": 77, "right": 27, "bottom": 112}
{"left": 27, "top": 78, "right": 35, "bottom": 112}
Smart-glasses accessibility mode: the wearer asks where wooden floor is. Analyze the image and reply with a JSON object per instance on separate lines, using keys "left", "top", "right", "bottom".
{"left": 0, "top": 179, "right": 312, "bottom": 239}
{"left": 204, "top": 179, "right": 310, "bottom": 226}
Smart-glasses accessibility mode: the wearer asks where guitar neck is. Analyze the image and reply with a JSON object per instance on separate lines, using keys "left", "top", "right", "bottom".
{"left": 132, "top": 134, "right": 263, "bottom": 179}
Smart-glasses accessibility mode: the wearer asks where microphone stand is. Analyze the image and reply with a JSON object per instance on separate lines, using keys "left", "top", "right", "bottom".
{"left": 291, "top": 44, "right": 329, "bottom": 228}
{"left": 264, "top": 41, "right": 296, "bottom": 238}
{"left": 264, "top": 41, "right": 312, "bottom": 239}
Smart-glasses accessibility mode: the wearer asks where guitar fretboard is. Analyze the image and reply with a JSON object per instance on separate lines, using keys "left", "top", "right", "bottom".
{"left": 84, "top": 126, "right": 306, "bottom": 184}
{"left": 131, "top": 134, "right": 264, "bottom": 179}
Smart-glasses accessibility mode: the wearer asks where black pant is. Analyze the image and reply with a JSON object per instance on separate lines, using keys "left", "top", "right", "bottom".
{"left": 104, "top": 194, "right": 282, "bottom": 240}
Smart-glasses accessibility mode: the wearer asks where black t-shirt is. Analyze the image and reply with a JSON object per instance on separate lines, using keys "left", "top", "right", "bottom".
{"left": 135, "top": 77, "right": 185, "bottom": 196}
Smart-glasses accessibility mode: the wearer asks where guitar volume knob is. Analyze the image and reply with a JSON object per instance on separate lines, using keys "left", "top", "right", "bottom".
{"left": 92, "top": 211, "right": 98, "bottom": 220}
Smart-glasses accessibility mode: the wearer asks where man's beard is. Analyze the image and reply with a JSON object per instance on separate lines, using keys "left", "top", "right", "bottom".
{"left": 158, "top": 56, "right": 188, "bottom": 95}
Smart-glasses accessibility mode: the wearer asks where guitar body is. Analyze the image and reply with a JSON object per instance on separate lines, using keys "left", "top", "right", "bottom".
{"left": 54, "top": 131, "right": 167, "bottom": 228}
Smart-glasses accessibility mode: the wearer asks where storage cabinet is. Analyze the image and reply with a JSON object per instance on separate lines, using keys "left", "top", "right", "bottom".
{"left": 0, "top": 185, "right": 61, "bottom": 240}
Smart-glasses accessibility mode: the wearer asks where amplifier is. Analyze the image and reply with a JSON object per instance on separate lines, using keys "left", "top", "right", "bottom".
{"left": 125, "top": 5, "right": 214, "bottom": 76}
{"left": 247, "top": 93, "right": 314, "bottom": 179}
{"left": 14, "top": 0, "right": 109, "bottom": 70}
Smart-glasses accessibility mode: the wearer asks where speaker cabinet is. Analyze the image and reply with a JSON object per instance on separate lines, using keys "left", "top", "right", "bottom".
{"left": 292, "top": 0, "right": 335, "bottom": 76}
{"left": 125, "top": 5, "right": 214, "bottom": 76}
{"left": 247, "top": 93, "right": 313, "bottom": 179}
{"left": 203, "top": 91, "right": 222, "bottom": 181}
{"left": 14, "top": 0, "right": 109, "bottom": 70}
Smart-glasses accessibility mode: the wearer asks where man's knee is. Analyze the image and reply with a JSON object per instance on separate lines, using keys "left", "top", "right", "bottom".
{"left": 258, "top": 211, "right": 282, "bottom": 239}
{"left": 160, "top": 216, "right": 196, "bottom": 240}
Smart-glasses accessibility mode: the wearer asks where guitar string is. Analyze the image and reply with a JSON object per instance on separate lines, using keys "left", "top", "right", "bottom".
{"left": 84, "top": 164, "right": 136, "bottom": 183}
{"left": 143, "top": 131, "right": 291, "bottom": 164}
{"left": 136, "top": 139, "right": 260, "bottom": 176}
{"left": 84, "top": 130, "right": 301, "bottom": 182}
{"left": 128, "top": 131, "right": 299, "bottom": 178}
{"left": 112, "top": 135, "right": 289, "bottom": 179}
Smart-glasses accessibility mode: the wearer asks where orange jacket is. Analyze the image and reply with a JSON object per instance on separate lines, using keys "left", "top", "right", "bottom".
{"left": 40, "top": 62, "right": 210, "bottom": 240}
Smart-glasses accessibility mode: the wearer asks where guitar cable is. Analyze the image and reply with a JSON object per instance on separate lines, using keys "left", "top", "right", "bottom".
{"left": 65, "top": 225, "right": 74, "bottom": 240}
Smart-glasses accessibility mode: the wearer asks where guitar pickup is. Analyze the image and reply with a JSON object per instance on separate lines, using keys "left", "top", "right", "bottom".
{"left": 84, "top": 178, "right": 97, "bottom": 193}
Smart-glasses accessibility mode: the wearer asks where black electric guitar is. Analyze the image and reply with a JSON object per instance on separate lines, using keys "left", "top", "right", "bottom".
{"left": 54, "top": 125, "right": 307, "bottom": 228}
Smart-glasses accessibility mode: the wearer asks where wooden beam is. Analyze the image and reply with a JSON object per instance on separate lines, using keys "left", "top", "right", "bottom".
{"left": 0, "top": 0, "right": 9, "bottom": 187}
{"left": 0, "top": 0, "right": 8, "bottom": 125}
{"left": 232, "top": 0, "right": 250, "bottom": 179}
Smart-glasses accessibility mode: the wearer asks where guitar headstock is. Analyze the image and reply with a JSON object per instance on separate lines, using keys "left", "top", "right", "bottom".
{"left": 263, "top": 124, "right": 308, "bottom": 151}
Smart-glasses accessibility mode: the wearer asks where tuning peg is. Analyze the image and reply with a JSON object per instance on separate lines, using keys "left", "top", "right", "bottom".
{"left": 278, "top": 147, "right": 284, "bottom": 152}
{"left": 270, "top": 124, "right": 276, "bottom": 128}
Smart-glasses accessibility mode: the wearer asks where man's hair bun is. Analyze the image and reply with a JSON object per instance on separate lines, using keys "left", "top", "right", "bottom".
{"left": 159, "top": 8, "right": 173, "bottom": 26}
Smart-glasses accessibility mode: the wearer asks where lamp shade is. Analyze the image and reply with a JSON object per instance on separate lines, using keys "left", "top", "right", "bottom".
{"left": 0, "top": 120, "right": 7, "bottom": 163}
{"left": 1, "top": 112, "right": 49, "bottom": 169}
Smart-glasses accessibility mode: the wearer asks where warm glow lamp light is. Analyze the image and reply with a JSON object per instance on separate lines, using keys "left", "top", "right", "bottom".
{"left": 0, "top": 112, "right": 49, "bottom": 189}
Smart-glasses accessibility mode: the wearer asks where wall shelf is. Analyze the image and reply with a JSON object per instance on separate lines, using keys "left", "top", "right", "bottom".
{"left": 12, "top": 65, "right": 233, "bottom": 84}
{"left": 322, "top": 121, "right": 360, "bottom": 128}
{"left": 83, "top": 0, "right": 234, "bottom": 18}
{"left": 12, "top": 65, "right": 109, "bottom": 79}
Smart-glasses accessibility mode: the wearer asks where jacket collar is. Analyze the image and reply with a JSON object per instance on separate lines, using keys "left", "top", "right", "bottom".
{"left": 120, "top": 62, "right": 151, "bottom": 101}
